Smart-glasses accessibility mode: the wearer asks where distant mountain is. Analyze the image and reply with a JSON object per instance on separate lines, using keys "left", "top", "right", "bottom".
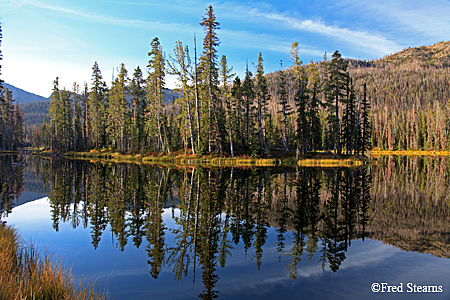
{"left": 21, "top": 100, "right": 50, "bottom": 125}
{"left": 3, "top": 83, "right": 50, "bottom": 104}
{"left": 380, "top": 41, "right": 450, "bottom": 66}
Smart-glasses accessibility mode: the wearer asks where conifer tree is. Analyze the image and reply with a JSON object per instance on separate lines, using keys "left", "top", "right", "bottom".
{"left": 169, "top": 41, "right": 196, "bottom": 155}
{"left": 242, "top": 63, "right": 254, "bottom": 149}
{"left": 360, "top": 83, "right": 372, "bottom": 156}
{"left": 200, "top": 5, "right": 222, "bottom": 154}
{"left": 108, "top": 63, "right": 129, "bottom": 152}
{"left": 147, "top": 37, "right": 169, "bottom": 153}
{"left": 219, "top": 55, "right": 235, "bottom": 157}
{"left": 89, "top": 62, "right": 108, "bottom": 150}
{"left": 290, "top": 42, "right": 309, "bottom": 155}
{"left": 254, "top": 53, "right": 269, "bottom": 156}
{"left": 307, "top": 60, "right": 322, "bottom": 151}
{"left": 278, "top": 60, "right": 292, "bottom": 154}
{"left": 328, "top": 51, "right": 348, "bottom": 156}
{"left": 231, "top": 76, "right": 243, "bottom": 149}
{"left": 130, "top": 66, "right": 145, "bottom": 153}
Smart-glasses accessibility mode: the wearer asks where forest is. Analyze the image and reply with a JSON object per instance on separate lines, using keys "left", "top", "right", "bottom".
{"left": 2, "top": 7, "right": 450, "bottom": 156}
{"left": 0, "top": 23, "right": 25, "bottom": 152}
{"left": 27, "top": 6, "right": 371, "bottom": 158}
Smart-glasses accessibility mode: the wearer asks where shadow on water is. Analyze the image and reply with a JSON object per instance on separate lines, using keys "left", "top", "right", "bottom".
{"left": 3, "top": 155, "right": 450, "bottom": 299}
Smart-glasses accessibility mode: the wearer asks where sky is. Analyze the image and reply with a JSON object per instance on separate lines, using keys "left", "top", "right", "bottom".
{"left": 1, "top": 0, "right": 449, "bottom": 98}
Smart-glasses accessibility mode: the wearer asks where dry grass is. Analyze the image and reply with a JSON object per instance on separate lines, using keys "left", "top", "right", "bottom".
{"left": 0, "top": 225, "right": 109, "bottom": 300}
{"left": 371, "top": 150, "right": 450, "bottom": 157}
{"left": 297, "top": 158, "right": 363, "bottom": 167}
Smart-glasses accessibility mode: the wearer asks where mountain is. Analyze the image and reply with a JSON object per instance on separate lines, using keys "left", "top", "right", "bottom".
{"left": 20, "top": 100, "right": 50, "bottom": 125}
{"left": 380, "top": 41, "right": 450, "bottom": 66}
{"left": 3, "top": 83, "right": 50, "bottom": 104}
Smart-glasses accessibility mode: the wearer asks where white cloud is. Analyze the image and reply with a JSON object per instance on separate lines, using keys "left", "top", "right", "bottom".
{"left": 22, "top": 0, "right": 197, "bottom": 32}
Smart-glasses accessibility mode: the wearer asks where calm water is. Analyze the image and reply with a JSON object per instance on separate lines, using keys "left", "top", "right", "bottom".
{"left": 2, "top": 155, "right": 450, "bottom": 299}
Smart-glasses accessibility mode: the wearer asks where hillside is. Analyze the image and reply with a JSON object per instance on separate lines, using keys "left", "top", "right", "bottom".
{"left": 3, "top": 83, "right": 50, "bottom": 104}
{"left": 380, "top": 41, "right": 450, "bottom": 66}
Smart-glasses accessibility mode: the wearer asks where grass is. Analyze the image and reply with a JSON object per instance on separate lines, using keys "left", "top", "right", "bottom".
{"left": 297, "top": 158, "right": 363, "bottom": 167}
{"left": 371, "top": 149, "right": 450, "bottom": 156}
{"left": 37, "top": 149, "right": 370, "bottom": 167}
{"left": 0, "top": 224, "right": 109, "bottom": 300}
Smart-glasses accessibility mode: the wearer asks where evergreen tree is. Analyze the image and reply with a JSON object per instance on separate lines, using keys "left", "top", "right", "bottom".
{"left": 242, "top": 63, "right": 254, "bottom": 149}
{"left": 200, "top": 5, "right": 222, "bottom": 154}
{"left": 290, "top": 42, "right": 309, "bottom": 155}
{"left": 231, "top": 76, "right": 243, "bottom": 150}
{"left": 108, "top": 63, "right": 129, "bottom": 152}
{"left": 277, "top": 60, "right": 292, "bottom": 154}
{"left": 89, "top": 62, "right": 108, "bottom": 150}
{"left": 360, "top": 83, "right": 372, "bottom": 156}
{"left": 328, "top": 51, "right": 348, "bottom": 156}
{"left": 147, "top": 37, "right": 169, "bottom": 153}
{"left": 169, "top": 41, "right": 196, "bottom": 155}
{"left": 307, "top": 60, "right": 322, "bottom": 151}
{"left": 130, "top": 66, "right": 145, "bottom": 153}
{"left": 219, "top": 55, "right": 235, "bottom": 157}
{"left": 254, "top": 53, "right": 269, "bottom": 156}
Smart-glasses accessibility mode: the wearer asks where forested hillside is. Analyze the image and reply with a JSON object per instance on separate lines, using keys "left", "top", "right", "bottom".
{"left": 349, "top": 41, "right": 450, "bottom": 150}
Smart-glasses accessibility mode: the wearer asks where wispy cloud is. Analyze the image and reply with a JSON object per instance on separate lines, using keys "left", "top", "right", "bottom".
{"left": 248, "top": 8, "right": 399, "bottom": 56}
{"left": 22, "top": 0, "right": 197, "bottom": 33}
{"left": 364, "top": 0, "right": 450, "bottom": 42}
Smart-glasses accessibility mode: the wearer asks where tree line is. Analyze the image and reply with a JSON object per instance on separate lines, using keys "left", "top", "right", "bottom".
{"left": 0, "top": 23, "right": 25, "bottom": 152}
{"left": 37, "top": 6, "right": 371, "bottom": 157}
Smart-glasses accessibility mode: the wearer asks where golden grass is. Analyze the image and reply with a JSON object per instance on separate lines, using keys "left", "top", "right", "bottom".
{"left": 297, "top": 158, "right": 364, "bottom": 167}
{"left": 0, "top": 225, "right": 108, "bottom": 300}
{"left": 371, "top": 150, "right": 450, "bottom": 157}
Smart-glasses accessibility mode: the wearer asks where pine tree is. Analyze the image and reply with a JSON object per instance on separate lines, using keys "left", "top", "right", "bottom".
{"left": 254, "top": 53, "right": 269, "bottom": 156}
{"left": 242, "top": 63, "right": 254, "bottom": 149}
{"left": 360, "top": 83, "right": 372, "bottom": 156}
{"left": 89, "top": 62, "right": 108, "bottom": 150}
{"left": 307, "top": 60, "right": 322, "bottom": 151}
{"left": 328, "top": 50, "right": 348, "bottom": 156}
{"left": 130, "top": 66, "right": 145, "bottom": 153}
{"left": 219, "top": 55, "right": 235, "bottom": 157}
{"left": 290, "top": 42, "right": 309, "bottom": 155}
{"left": 108, "top": 63, "right": 129, "bottom": 152}
{"left": 200, "top": 5, "right": 222, "bottom": 154}
{"left": 231, "top": 76, "right": 243, "bottom": 150}
{"left": 147, "top": 37, "right": 169, "bottom": 153}
{"left": 278, "top": 60, "right": 292, "bottom": 154}
{"left": 169, "top": 41, "right": 196, "bottom": 155}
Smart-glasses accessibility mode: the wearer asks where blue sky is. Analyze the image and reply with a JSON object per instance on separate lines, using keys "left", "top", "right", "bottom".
{"left": 1, "top": 0, "right": 449, "bottom": 97}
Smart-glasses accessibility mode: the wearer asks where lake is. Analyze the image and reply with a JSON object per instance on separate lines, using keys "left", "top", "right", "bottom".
{"left": 1, "top": 155, "right": 450, "bottom": 299}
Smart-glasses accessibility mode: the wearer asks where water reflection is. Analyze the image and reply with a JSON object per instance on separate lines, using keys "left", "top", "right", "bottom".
{"left": 3, "top": 155, "right": 450, "bottom": 299}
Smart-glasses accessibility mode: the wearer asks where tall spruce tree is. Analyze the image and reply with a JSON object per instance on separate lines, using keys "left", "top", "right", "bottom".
{"left": 277, "top": 60, "right": 292, "bottom": 154}
{"left": 130, "top": 66, "right": 145, "bottom": 153}
{"left": 219, "top": 55, "right": 235, "bottom": 157}
{"left": 89, "top": 62, "right": 108, "bottom": 150}
{"left": 290, "top": 42, "right": 309, "bottom": 155}
{"left": 147, "top": 37, "right": 168, "bottom": 153}
{"left": 200, "top": 5, "right": 222, "bottom": 154}
{"left": 360, "top": 83, "right": 372, "bottom": 156}
{"left": 108, "top": 63, "right": 129, "bottom": 152}
{"left": 169, "top": 41, "right": 196, "bottom": 155}
{"left": 328, "top": 50, "right": 348, "bottom": 156}
{"left": 254, "top": 53, "right": 269, "bottom": 156}
{"left": 307, "top": 60, "right": 322, "bottom": 151}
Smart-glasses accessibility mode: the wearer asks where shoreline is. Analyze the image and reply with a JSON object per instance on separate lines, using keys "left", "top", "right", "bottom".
{"left": 32, "top": 149, "right": 369, "bottom": 167}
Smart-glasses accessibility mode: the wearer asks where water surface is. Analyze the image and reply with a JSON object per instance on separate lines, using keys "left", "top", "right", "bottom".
{"left": 2, "top": 155, "right": 450, "bottom": 299}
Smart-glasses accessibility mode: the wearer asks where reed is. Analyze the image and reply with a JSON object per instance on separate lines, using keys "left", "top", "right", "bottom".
{"left": 297, "top": 158, "right": 363, "bottom": 167}
{"left": 0, "top": 225, "right": 108, "bottom": 300}
{"left": 371, "top": 150, "right": 450, "bottom": 156}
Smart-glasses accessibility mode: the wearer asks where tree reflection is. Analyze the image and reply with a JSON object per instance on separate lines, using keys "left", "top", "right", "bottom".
{"left": 31, "top": 155, "right": 450, "bottom": 298}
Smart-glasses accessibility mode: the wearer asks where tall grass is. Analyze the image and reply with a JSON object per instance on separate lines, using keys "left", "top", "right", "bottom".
{"left": 0, "top": 225, "right": 109, "bottom": 300}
